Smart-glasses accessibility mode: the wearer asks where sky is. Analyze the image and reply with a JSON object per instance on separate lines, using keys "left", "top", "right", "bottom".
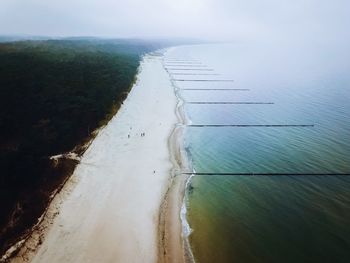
{"left": 0, "top": 0, "right": 349, "bottom": 43}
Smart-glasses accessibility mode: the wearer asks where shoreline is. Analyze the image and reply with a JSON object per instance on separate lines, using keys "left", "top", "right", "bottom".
{"left": 158, "top": 48, "right": 195, "bottom": 263}
{"left": 7, "top": 52, "right": 179, "bottom": 263}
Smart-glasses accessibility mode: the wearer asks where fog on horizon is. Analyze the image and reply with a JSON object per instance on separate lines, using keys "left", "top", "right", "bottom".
{"left": 0, "top": 0, "right": 350, "bottom": 46}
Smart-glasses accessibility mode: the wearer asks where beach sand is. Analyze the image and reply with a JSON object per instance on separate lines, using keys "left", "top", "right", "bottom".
{"left": 9, "top": 53, "right": 181, "bottom": 263}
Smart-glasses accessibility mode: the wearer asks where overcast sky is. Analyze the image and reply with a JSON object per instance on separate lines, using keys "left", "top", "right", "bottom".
{"left": 0, "top": 0, "right": 349, "bottom": 42}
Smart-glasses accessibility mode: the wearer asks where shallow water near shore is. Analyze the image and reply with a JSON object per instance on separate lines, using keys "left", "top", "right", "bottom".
{"left": 165, "top": 43, "right": 350, "bottom": 262}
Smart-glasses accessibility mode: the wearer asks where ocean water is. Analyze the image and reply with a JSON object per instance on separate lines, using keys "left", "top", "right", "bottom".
{"left": 165, "top": 43, "right": 350, "bottom": 263}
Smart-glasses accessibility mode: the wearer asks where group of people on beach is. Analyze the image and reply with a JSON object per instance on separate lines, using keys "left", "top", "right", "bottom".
{"left": 127, "top": 130, "right": 145, "bottom": 138}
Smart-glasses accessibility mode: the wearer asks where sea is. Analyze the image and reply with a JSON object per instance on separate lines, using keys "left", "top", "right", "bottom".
{"left": 164, "top": 42, "right": 350, "bottom": 263}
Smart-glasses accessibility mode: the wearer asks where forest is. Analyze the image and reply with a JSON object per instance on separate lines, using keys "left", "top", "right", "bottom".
{"left": 0, "top": 39, "right": 161, "bottom": 254}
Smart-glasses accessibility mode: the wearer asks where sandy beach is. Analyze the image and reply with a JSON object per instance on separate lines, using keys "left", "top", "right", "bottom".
{"left": 9, "top": 53, "right": 182, "bottom": 263}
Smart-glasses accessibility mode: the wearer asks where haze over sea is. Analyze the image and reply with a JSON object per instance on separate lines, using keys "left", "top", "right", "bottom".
{"left": 165, "top": 41, "right": 350, "bottom": 263}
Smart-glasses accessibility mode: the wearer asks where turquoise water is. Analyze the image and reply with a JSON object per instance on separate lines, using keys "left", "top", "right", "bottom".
{"left": 166, "top": 43, "right": 350, "bottom": 262}
{"left": 187, "top": 175, "right": 350, "bottom": 263}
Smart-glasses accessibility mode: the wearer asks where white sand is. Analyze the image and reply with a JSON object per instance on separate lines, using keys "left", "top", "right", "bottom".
{"left": 10, "top": 54, "right": 178, "bottom": 263}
